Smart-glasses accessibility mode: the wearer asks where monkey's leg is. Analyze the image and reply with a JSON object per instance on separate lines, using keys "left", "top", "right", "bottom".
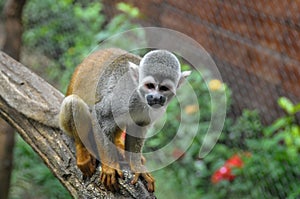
{"left": 125, "top": 125, "right": 155, "bottom": 192}
{"left": 59, "top": 95, "right": 96, "bottom": 177}
{"left": 92, "top": 116, "right": 124, "bottom": 192}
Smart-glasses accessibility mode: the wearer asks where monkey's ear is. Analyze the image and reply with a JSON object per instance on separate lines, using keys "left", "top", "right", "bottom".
{"left": 177, "top": 71, "right": 191, "bottom": 88}
{"left": 128, "top": 61, "right": 139, "bottom": 83}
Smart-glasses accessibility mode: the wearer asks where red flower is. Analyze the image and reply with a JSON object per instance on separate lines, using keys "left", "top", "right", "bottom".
{"left": 211, "top": 165, "right": 235, "bottom": 184}
{"left": 225, "top": 154, "right": 244, "bottom": 168}
{"left": 211, "top": 154, "right": 245, "bottom": 184}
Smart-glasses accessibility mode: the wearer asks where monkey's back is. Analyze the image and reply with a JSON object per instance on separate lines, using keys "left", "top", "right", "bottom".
{"left": 66, "top": 48, "right": 141, "bottom": 105}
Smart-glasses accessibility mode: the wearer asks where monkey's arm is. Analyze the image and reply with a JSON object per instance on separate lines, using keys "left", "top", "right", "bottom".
{"left": 125, "top": 125, "right": 155, "bottom": 192}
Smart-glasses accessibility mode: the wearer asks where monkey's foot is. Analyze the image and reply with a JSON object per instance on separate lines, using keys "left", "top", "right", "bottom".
{"left": 130, "top": 164, "right": 155, "bottom": 192}
{"left": 76, "top": 147, "right": 96, "bottom": 178}
{"left": 131, "top": 171, "right": 155, "bottom": 192}
{"left": 100, "top": 164, "right": 123, "bottom": 192}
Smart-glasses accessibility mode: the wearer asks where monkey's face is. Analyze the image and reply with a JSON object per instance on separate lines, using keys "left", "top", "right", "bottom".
{"left": 139, "top": 76, "right": 176, "bottom": 109}
{"left": 128, "top": 50, "right": 191, "bottom": 110}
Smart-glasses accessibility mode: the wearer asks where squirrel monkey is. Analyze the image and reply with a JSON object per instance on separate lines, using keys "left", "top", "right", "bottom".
{"left": 59, "top": 48, "right": 191, "bottom": 192}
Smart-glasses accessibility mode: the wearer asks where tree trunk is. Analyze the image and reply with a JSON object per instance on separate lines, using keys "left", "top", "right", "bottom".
{"left": 0, "top": 51, "right": 156, "bottom": 199}
{"left": 2, "top": 0, "right": 26, "bottom": 60}
{"left": 0, "top": 0, "right": 26, "bottom": 198}
{"left": 0, "top": 119, "right": 14, "bottom": 199}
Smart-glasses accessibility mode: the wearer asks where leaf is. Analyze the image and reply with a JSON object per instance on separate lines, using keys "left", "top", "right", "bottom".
{"left": 117, "top": 2, "right": 140, "bottom": 17}
{"left": 264, "top": 117, "right": 292, "bottom": 136}
{"left": 292, "top": 103, "right": 300, "bottom": 114}
{"left": 278, "top": 97, "right": 294, "bottom": 114}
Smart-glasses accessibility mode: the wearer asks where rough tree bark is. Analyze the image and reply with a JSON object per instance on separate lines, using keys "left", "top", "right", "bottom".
{"left": 0, "top": 52, "right": 156, "bottom": 199}
{"left": 0, "top": 0, "right": 26, "bottom": 198}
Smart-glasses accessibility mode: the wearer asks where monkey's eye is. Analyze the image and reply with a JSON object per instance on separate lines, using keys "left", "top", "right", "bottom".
{"left": 145, "top": 83, "right": 155, "bottom": 90}
{"left": 159, "top": 86, "right": 169, "bottom": 92}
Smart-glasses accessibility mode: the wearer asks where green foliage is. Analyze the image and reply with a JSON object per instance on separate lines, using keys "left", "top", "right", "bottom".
{"left": 24, "top": 0, "right": 104, "bottom": 59}
{"left": 264, "top": 97, "right": 300, "bottom": 160}
{"left": 10, "top": 135, "right": 71, "bottom": 199}
{"left": 152, "top": 78, "right": 300, "bottom": 198}
{"left": 222, "top": 110, "right": 263, "bottom": 149}
{"left": 202, "top": 106, "right": 298, "bottom": 198}
{"left": 95, "top": 3, "right": 141, "bottom": 42}
{"left": 23, "top": 0, "right": 104, "bottom": 91}
{"left": 23, "top": 0, "right": 141, "bottom": 92}
{"left": 209, "top": 98, "right": 300, "bottom": 198}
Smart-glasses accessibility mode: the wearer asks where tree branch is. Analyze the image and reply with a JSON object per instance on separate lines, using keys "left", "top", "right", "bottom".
{"left": 0, "top": 51, "right": 156, "bottom": 199}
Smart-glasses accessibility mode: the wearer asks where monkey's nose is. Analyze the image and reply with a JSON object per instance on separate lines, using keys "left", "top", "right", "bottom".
{"left": 146, "top": 93, "right": 166, "bottom": 108}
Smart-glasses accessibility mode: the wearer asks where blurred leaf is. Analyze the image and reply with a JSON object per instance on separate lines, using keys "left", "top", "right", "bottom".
{"left": 264, "top": 117, "right": 292, "bottom": 137}
{"left": 117, "top": 2, "right": 140, "bottom": 18}
{"left": 278, "top": 97, "right": 294, "bottom": 114}
{"left": 292, "top": 103, "right": 300, "bottom": 114}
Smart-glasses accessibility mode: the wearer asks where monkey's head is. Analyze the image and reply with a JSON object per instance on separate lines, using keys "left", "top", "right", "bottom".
{"left": 129, "top": 50, "right": 191, "bottom": 109}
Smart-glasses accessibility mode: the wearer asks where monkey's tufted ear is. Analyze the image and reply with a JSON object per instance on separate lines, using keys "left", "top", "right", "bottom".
{"left": 128, "top": 61, "right": 139, "bottom": 83}
{"left": 177, "top": 70, "right": 191, "bottom": 88}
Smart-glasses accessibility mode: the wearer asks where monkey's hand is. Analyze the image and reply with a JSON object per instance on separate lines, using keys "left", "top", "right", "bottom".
{"left": 130, "top": 164, "right": 155, "bottom": 192}
{"left": 100, "top": 163, "right": 123, "bottom": 192}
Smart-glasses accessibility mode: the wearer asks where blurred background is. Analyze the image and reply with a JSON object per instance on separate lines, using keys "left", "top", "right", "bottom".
{"left": 0, "top": 0, "right": 300, "bottom": 198}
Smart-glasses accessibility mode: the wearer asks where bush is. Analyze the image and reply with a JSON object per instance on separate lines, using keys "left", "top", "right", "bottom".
{"left": 23, "top": 0, "right": 141, "bottom": 92}
{"left": 205, "top": 98, "right": 300, "bottom": 198}
{"left": 151, "top": 70, "right": 300, "bottom": 199}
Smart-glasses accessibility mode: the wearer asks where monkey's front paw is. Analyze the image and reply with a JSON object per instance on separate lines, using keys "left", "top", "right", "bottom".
{"left": 76, "top": 150, "right": 96, "bottom": 178}
{"left": 100, "top": 164, "right": 123, "bottom": 192}
{"left": 130, "top": 165, "right": 155, "bottom": 192}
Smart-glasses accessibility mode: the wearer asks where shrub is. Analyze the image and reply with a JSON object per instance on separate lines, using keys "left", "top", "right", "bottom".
{"left": 23, "top": 0, "right": 142, "bottom": 92}
{"left": 152, "top": 73, "right": 300, "bottom": 199}
{"left": 202, "top": 98, "right": 300, "bottom": 198}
